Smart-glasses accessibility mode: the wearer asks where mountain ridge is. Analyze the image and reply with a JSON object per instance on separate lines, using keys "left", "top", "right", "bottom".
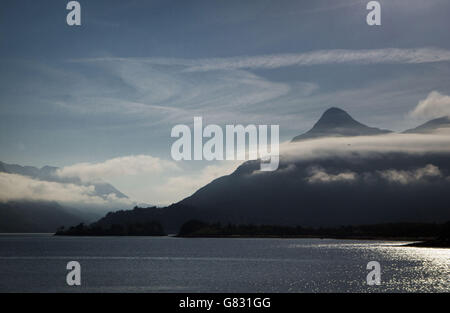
{"left": 403, "top": 116, "right": 450, "bottom": 134}
{"left": 82, "top": 107, "right": 450, "bottom": 233}
{"left": 0, "top": 161, "right": 127, "bottom": 199}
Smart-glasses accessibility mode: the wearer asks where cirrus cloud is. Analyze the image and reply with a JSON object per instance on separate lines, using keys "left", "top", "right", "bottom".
{"left": 77, "top": 48, "right": 450, "bottom": 72}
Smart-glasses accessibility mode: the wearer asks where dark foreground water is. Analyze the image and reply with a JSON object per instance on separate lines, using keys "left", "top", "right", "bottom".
{"left": 0, "top": 234, "right": 448, "bottom": 292}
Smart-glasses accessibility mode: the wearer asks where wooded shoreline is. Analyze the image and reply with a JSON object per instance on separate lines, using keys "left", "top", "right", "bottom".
{"left": 55, "top": 220, "right": 450, "bottom": 248}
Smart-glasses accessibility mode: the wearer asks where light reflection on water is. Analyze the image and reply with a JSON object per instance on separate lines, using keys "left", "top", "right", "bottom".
{"left": 374, "top": 244, "right": 449, "bottom": 292}
{"left": 288, "top": 241, "right": 450, "bottom": 292}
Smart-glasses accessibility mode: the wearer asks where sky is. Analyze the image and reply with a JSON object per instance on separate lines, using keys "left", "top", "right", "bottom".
{"left": 1, "top": 0, "right": 450, "bottom": 205}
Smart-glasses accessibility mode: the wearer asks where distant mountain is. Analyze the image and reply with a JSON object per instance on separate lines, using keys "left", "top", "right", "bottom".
{"left": 403, "top": 116, "right": 450, "bottom": 134}
{"left": 0, "top": 161, "right": 127, "bottom": 199}
{"left": 0, "top": 201, "right": 86, "bottom": 233}
{"left": 0, "top": 161, "right": 128, "bottom": 232}
{"left": 291, "top": 107, "right": 391, "bottom": 141}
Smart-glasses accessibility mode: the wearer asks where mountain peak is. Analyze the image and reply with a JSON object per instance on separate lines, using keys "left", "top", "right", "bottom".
{"left": 322, "top": 107, "right": 349, "bottom": 115}
{"left": 291, "top": 107, "right": 391, "bottom": 142}
{"left": 314, "top": 107, "right": 361, "bottom": 129}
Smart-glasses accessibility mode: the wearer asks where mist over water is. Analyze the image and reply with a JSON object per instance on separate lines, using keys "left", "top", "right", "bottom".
{"left": 0, "top": 235, "right": 448, "bottom": 292}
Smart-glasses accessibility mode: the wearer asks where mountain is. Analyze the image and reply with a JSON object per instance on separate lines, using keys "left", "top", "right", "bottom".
{"left": 92, "top": 204, "right": 205, "bottom": 234}
{"left": 88, "top": 150, "right": 450, "bottom": 234}
{"left": 403, "top": 116, "right": 450, "bottom": 134}
{"left": 177, "top": 154, "right": 450, "bottom": 229}
{"left": 291, "top": 107, "right": 391, "bottom": 141}
{"left": 0, "top": 161, "right": 127, "bottom": 199}
{"left": 79, "top": 108, "right": 450, "bottom": 234}
{"left": 0, "top": 201, "right": 86, "bottom": 233}
{"left": 0, "top": 161, "right": 128, "bottom": 232}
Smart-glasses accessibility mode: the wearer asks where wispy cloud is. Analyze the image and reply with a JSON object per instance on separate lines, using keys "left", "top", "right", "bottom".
{"left": 183, "top": 48, "right": 450, "bottom": 72}
{"left": 55, "top": 59, "right": 291, "bottom": 128}
{"left": 60, "top": 48, "right": 450, "bottom": 132}
{"left": 76, "top": 48, "right": 450, "bottom": 72}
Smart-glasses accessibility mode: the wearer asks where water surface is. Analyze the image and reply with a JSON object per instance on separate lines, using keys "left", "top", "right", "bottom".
{"left": 0, "top": 234, "right": 448, "bottom": 292}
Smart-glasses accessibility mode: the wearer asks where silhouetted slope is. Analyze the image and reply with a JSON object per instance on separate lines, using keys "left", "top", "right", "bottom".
{"left": 403, "top": 116, "right": 450, "bottom": 134}
{"left": 91, "top": 152, "right": 450, "bottom": 234}
{"left": 179, "top": 152, "right": 450, "bottom": 229}
{"left": 93, "top": 204, "right": 208, "bottom": 234}
{"left": 0, "top": 201, "right": 86, "bottom": 233}
{"left": 55, "top": 220, "right": 165, "bottom": 236}
{"left": 291, "top": 107, "right": 391, "bottom": 141}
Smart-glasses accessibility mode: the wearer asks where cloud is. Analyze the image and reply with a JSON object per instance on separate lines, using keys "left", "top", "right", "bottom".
{"left": 305, "top": 165, "right": 443, "bottom": 185}
{"left": 282, "top": 129, "right": 450, "bottom": 162}
{"left": 182, "top": 48, "right": 450, "bottom": 72}
{"left": 77, "top": 48, "right": 450, "bottom": 72}
{"left": 69, "top": 60, "right": 290, "bottom": 111}
{"left": 54, "top": 60, "right": 292, "bottom": 129}
{"left": 16, "top": 48, "right": 449, "bottom": 137}
{"left": 55, "top": 154, "right": 239, "bottom": 205}
{"left": 306, "top": 167, "right": 357, "bottom": 184}
{"left": 0, "top": 173, "right": 132, "bottom": 210}
{"left": 56, "top": 155, "right": 179, "bottom": 182}
{"left": 58, "top": 49, "right": 450, "bottom": 134}
{"left": 378, "top": 164, "right": 442, "bottom": 184}
{"left": 409, "top": 91, "right": 450, "bottom": 120}
{"left": 154, "top": 161, "right": 241, "bottom": 204}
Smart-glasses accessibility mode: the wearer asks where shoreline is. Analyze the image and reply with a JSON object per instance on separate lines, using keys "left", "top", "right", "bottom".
{"left": 178, "top": 235, "right": 449, "bottom": 247}
{"left": 176, "top": 234, "right": 428, "bottom": 241}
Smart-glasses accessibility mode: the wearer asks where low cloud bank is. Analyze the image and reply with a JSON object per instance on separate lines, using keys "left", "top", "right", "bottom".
{"left": 282, "top": 129, "right": 450, "bottom": 162}
{"left": 0, "top": 172, "right": 133, "bottom": 210}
